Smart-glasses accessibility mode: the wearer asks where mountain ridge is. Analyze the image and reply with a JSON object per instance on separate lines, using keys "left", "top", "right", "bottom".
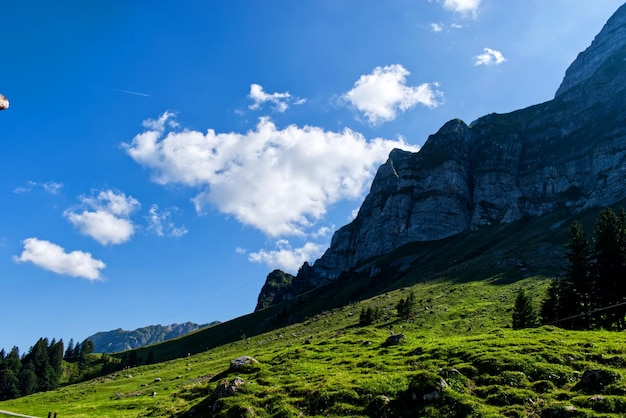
{"left": 85, "top": 321, "right": 219, "bottom": 353}
{"left": 256, "top": 2, "right": 626, "bottom": 311}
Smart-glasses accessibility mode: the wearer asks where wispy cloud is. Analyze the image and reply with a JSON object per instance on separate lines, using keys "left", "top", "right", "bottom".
{"left": 13, "top": 238, "right": 105, "bottom": 281}
{"left": 342, "top": 64, "right": 443, "bottom": 125}
{"left": 14, "top": 180, "right": 63, "bottom": 195}
{"left": 64, "top": 190, "right": 140, "bottom": 245}
{"left": 248, "top": 84, "right": 304, "bottom": 113}
{"left": 146, "top": 204, "right": 188, "bottom": 238}
{"left": 124, "top": 112, "right": 418, "bottom": 237}
{"left": 474, "top": 48, "right": 506, "bottom": 66}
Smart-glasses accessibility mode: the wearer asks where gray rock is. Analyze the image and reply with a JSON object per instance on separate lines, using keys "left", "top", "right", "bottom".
{"left": 255, "top": 4, "right": 626, "bottom": 307}
{"left": 229, "top": 356, "right": 259, "bottom": 370}
{"left": 385, "top": 334, "right": 406, "bottom": 346}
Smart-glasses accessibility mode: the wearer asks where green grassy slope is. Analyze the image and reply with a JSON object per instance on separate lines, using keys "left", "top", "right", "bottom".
{"left": 1, "top": 205, "right": 625, "bottom": 417}
{"left": 2, "top": 276, "right": 625, "bottom": 417}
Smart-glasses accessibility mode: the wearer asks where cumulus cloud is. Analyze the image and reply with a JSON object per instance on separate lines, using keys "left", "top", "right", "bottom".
{"left": 64, "top": 190, "right": 140, "bottom": 245}
{"left": 248, "top": 240, "right": 325, "bottom": 273}
{"left": 146, "top": 204, "right": 188, "bottom": 238}
{"left": 343, "top": 64, "right": 443, "bottom": 125}
{"left": 13, "top": 238, "right": 105, "bottom": 281}
{"left": 441, "top": 0, "right": 481, "bottom": 16}
{"left": 474, "top": 48, "right": 506, "bottom": 66}
{"left": 248, "top": 84, "right": 304, "bottom": 113}
{"left": 123, "top": 112, "right": 417, "bottom": 236}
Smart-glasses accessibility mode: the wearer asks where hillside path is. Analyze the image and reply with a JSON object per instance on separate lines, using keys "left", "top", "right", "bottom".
{"left": 0, "top": 410, "right": 39, "bottom": 418}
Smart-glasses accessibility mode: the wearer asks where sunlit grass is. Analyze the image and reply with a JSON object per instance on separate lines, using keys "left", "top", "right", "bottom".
{"left": 1, "top": 274, "right": 625, "bottom": 417}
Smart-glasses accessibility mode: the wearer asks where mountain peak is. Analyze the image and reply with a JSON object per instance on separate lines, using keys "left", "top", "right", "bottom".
{"left": 555, "top": 3, "right": 626, "bottom": 97}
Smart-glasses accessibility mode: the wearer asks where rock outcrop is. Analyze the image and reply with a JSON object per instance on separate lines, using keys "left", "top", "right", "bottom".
{"left": 256, "top": 4, "right": 626, "bottom": 309}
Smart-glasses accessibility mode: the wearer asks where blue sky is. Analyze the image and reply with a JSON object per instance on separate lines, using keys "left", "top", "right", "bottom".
{"left": 1, "top": 0, "right": 623, "bottom": 353}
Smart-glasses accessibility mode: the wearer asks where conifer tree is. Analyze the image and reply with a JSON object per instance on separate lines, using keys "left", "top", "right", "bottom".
{"left": 65, "top": 339, "right": 74, "bottom": 360}
{"left": 563, "top": 222, "right": 594, "bottom": 328}
{"left": 0, "top": 369, "right": 20, "bottom": 400}
{"left": 540, "top": 278, "right": 562, "bottom": 325}
{"left": 397, "top": 291, "right": 417, "bottom": 320}
{"left": 594, "top": 207, "right": 626, "bottom": 329}
{"left": 512, "top": 288, "right": 538, "bottom": 330}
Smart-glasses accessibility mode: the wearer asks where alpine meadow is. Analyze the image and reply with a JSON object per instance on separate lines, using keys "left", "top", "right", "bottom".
{"left": 3, "top": 2, "right": 626, "bottom": 417}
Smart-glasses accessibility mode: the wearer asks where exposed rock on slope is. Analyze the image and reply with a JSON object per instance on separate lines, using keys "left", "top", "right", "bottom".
{"left": 256, "top": 3, "right": 626, "bottom": 309}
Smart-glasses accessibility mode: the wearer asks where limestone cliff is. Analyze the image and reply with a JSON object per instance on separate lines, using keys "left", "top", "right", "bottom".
{"left": 256, "top": 4, "right": 626, "bottom": 310}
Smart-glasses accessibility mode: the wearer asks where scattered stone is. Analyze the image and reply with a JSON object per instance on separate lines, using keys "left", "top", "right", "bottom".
{"left": 368, "top": 395, "right": 391, "bottom": 416}
{"left": 229, "top": 356, "right": 259, "bottom": 370}
{"left": 212, "top": 377, "right": 245, "bottom": 400}
{"left": 423, "top": 390, "right": 440, "bottom": 401}
{"left": 385, "top": 333, "right": 406, "bottom": 346}
{"left": 408, "top": 347, "right": 424, "bottom": 355}
{"left": 154, "top": 377, "right": 162, "bottom": 382}
{"left": 576, "top": 369, "right": 618, "bottom": 393}
{"left": 589, "top": 395, "right": 605, "bottom": 402}
{"left": 151, "top": 391, "right": 157, "bottom": 397}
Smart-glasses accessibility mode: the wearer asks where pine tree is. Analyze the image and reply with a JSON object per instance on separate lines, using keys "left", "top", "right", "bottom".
{"left": 562, "top": 222, "right": 594, "bottom": 329}
{"left": 18, "top": 365, "right": 38, "bottom": 396}
{"left": 0, "top": 369, "right": 20, "bottom": 400}
{"left": 540, "top": 278, "right": 562, "bottom": 325}
{"left": 397, "top": 291, "right": 417, "bottom": 320}
{"left": 65, "top": 339, "right": 74, "bottom": 360}
{"left": 594, "top": 207, "right": 626, "bottom": 329}
{"left": 512, "top": 288, "right": 538, "bottom": 330}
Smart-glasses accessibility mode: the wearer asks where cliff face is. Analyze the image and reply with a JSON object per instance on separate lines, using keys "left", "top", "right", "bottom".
{"left": 256, "top": 4, "right": 626, "bottom": 309}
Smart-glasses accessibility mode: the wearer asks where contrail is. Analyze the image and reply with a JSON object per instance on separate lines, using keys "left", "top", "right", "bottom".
{"left": 107, "top": 87, "right": 151, "bottom": 97}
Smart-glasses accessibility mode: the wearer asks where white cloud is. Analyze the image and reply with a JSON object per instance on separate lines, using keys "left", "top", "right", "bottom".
{"left": 14, "top": 180, "right": 63, "bottom": 195}
{"left": 124, "top": 112, "right": 417, "bottom": 237}
{"left": 13, "top": 238, "right": 105, "bottom": 281}
{"left": 146, "top": 204, "right": 188, "bottom": 238}
{"left": 42, "top": 181, "right": 63, "bottom": 195}
{"left": 311, "top": 226, "right": 332, "bottom": 239}
{"left": 431, "top": 23, "right": 443, "bottom": 33}
{"left": 474, "top": 48, "right": 506, "bottom": 66}
{"left": 343, "top": 64, "right": 443, "bottom": 125}
{"left": 64, "top": 190, "right": 140, "bottom": 245}
{"left": 248, "top": 84, "right": 304, "bottom": 113}
{"left": 441, "top": 0, "right": 481, "bottom": 16}
{"left": 248, "top": 240, "right": 325, "bottom": 273}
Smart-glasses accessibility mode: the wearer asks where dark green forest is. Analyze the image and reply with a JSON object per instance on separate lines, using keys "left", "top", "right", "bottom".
{"left": 0, "top": 338, "right": 98, "bottom": 401}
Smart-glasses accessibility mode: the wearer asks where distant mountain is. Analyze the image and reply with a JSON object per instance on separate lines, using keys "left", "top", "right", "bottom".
{"left": 86, "top": 321, "right": 219, "bottom": 353}
{"left": 256, "top": 3, "right": 626, "bottom": 310}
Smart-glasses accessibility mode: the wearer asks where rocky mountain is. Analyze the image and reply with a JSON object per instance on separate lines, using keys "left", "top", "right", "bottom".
{"left": 256, "top": 3, "right": 626, "bottom": 311}
{"left": 86, "top": 322, "right": 219, "bottom": 353}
